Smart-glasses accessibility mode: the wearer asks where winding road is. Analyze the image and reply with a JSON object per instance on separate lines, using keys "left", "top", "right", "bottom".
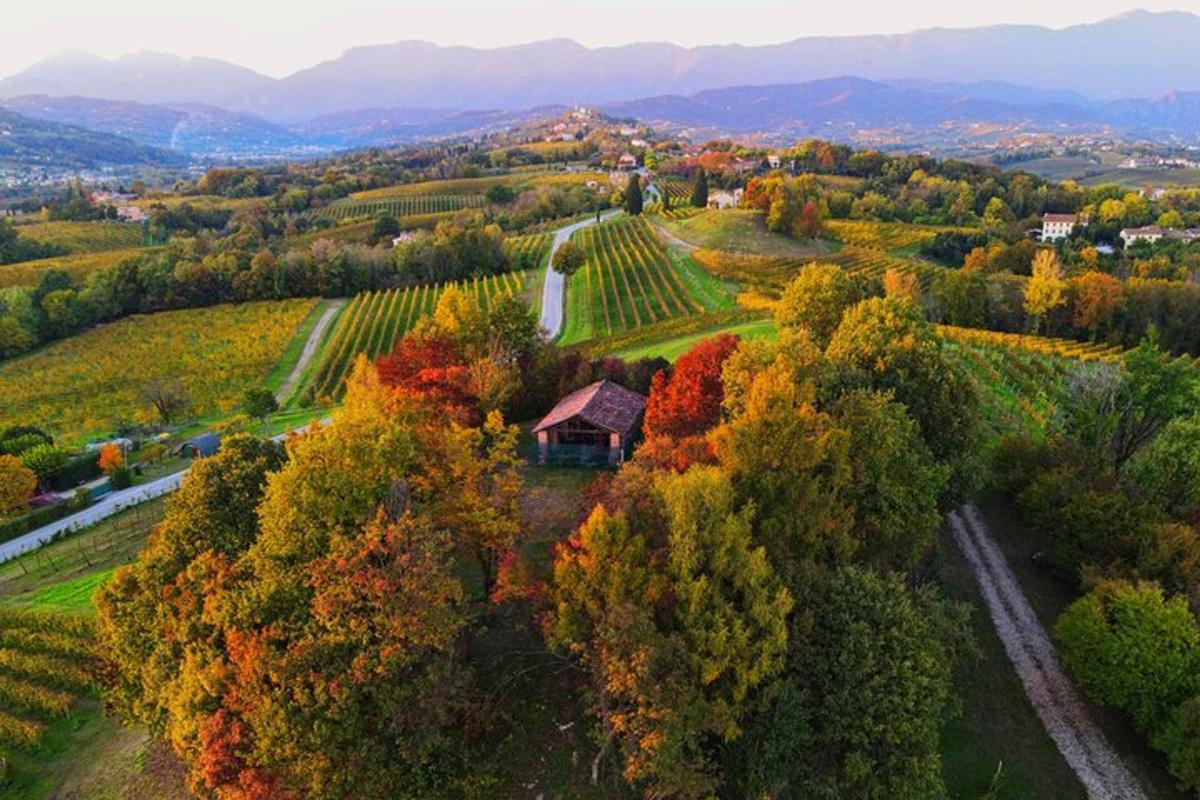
{"left": 949, "top": 504, "right": 1146, "bottom": 800}
{"left": 538, "top": 210, "right": 621, "bottom": 339}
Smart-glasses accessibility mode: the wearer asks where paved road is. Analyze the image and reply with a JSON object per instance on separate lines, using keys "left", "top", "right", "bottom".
{"left": 275, "top": 300, "right": 344, "bottom": 403}
{"left": 0, "top": 420, "right": 330, "bottom": 564}
{"left": 538, "top": 210, "right": 621, "bottom": 339}
{"left": 949, "top": 504, "right": 1145, "bottom": 800}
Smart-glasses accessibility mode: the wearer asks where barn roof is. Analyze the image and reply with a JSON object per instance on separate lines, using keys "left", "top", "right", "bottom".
{"left": 533, "top": 380, "right": 646, "bottom": 436}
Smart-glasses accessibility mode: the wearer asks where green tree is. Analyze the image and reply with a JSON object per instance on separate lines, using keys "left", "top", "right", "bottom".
{"left": 624, "top": 173, "right": 644, "bottom": 216}
{"left": 691, "top": 170, "right": 709, "bottom": 209}
{"left": 1057, "top": 580, "right": 1200, "bottom": 734}
{"left": 242, "top": 386, "right": 278, "bottom": 424}
{"left": 551, "top": 240, "right": 586, "bottom": 283}
{"left": 1125, "top": 415, "right": 1200, "bottom": 518}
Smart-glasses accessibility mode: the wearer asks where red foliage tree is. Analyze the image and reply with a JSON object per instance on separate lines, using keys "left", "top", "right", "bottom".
{"left": 642, "top": 334, "right": 739, "bottom": 440}
{"left": 376, "top": 333, "right": 479, "bottom": 424}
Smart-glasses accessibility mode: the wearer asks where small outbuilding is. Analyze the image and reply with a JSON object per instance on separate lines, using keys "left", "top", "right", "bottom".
{"left": 175, "top": 433, "right": 221, "bottom": 459}
{"left": 533, "top": 380, "right": 646, "bottom": 466}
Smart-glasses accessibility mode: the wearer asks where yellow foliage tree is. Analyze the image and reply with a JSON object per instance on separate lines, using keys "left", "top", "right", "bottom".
{"left": 0, "top": 454, "right": 37, "bottom": 516}
{"left": 1024, "top": 249, "right": 1067, "bottom": 333}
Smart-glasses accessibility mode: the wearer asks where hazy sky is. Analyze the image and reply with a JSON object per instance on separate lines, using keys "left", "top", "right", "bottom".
{"left": 1, "top": 1, "right": 1188, "bottom": 79}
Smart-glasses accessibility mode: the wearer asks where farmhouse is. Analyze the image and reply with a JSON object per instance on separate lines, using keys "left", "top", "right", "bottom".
{"left": 533, "top": 380, "right": 646, "bottom": 466}
{"left": 708, "top": 188, "right": 744, "bottom": 210}
{"left": 1041, "top": 212, "right": 1088, "bottom": 241}
{"left": 617, "top": 153, "right": 638, "bottom": 171}
{"left": 1121, "top": 226, "right": 1200, "bottom": 246}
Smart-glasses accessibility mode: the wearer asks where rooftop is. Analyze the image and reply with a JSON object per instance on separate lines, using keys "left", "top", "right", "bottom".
{"left": 533, "top": 380, "right": 646, "bottom": 436}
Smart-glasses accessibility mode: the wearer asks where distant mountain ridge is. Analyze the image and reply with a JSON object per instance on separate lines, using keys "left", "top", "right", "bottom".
{"left": 0, "top": 107, "right": 186, "bottom": 169}
{"left": 3, "top": 11, "right": 1200, "bottom": 120}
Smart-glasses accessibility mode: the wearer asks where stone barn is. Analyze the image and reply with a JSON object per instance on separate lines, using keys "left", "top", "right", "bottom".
{"left": 533, "top": 380, "right": 646, "bottom": 466}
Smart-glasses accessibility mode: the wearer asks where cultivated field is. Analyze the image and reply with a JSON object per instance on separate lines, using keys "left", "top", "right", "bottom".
{"left": 0, "top": 248, "right": 151, "bottom": 289}
{"left": 824, "top": 219, "right": 966, "bottom": 251}
{"left": 559, "top": 216, "right": 731, "bottom": 345}
{"left": 505, "top": 232, "right": 553, "bottom": 268}
{"left": 307, "top": 271, "right": 533, "bottom": 399}
{"left": 0, "top": 299, "right": 317, "bottom": 441}
{"left": 313, "top": 193, "right": 487, "bottom": 221}
{"left": 14, "top": 221, "right": 145, "bottom": 254}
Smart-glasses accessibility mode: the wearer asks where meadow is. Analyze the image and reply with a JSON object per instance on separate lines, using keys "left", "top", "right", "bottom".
{"left": 0, "top": 299, "right": 317, "bottom": 442}
{"left": 307, "top": 271, "right": 533, "bottom": 399}
{"left": 559, "top": 216, "right": 733, "bottom": 345}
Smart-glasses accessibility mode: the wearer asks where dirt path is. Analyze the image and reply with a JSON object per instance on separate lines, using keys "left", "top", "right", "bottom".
{"left": 948, "top": 504, "right": 1147, "bottom": 800}
{"left": 650, "top": 218, "right": 698, "bottom": 253}
{"left": 275, "top": 300, "right": 343, "bottom": 403}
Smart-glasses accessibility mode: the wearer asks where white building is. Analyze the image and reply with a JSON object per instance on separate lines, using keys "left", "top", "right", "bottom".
{"left": 1041, "top": 212, "right": 1087, "bottom": 241}
{"left": 767, "top": 154, "right": 782, "bottom": 169}
{"left": 116, "top": 205, "right": 148, "bottom": 222}
{"left": 1120, "top": 226, "right": 1200, "bottom": 247}
{"left": 617, "top": 153, "right": 638, "bottom": 171}
{"left": 707, "top": 188, "right": 744, "bottom": 210}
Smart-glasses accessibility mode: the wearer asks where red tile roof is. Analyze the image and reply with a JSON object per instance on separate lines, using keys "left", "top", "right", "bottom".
{"left": 533, "top": 380, "right": 646, "bottom": 436}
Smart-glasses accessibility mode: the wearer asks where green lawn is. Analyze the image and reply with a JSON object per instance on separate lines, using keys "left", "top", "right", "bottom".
{"left": 662, "top": 209, "right": 836, "bottom": 258}
{"left": 611, "top": 318, "right": 777, "bottom": 362}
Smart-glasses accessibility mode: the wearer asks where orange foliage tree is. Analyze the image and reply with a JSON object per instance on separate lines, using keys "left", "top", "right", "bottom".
{"left": 98, "top": 442, "right": 125, "bottom": 474}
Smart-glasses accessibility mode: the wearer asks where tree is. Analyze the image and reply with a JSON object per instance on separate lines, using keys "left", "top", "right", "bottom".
{"left": 371, "top": 214, "right": 400, "bottom": 243}
{"left": 97, "top": 442, "right": 125, "bottom": 474}
{"left": 1057, "top": 580, "right": 1200, "bottom": 734}
{"left": 661, "top": 186, "right": 672, "bottom": 212}
{"left": 930, "top": 268, "right": 988, "bottom": 328}
{"left": 1024, "top": 249, "right": 1066, "bottom": 333}
{"left": 242, "top": 387, "right": 278, "bottom": 424}
{"left": 774, "top": 263, "right": 857, "bottom": 346}
{"left": 1072, "top": 270, "right": 1125, "bottom": 339}
{"left": 485, "top": 184, "right": 516, "bottom": 205}
{"left": 0, "top": 454, "right": 36, "bottom": 516}
{"left": 736, "top": 568, "right": 966, "bottom": 799}
{"left": 643, "top": 334, "right": 739, "bottom": 440}
{"left": 19, "top": 443, "right": 69, "bottom": 482}
{"left": 691, "top": 170, "right": 709, "bottom": 209}
{"left": 624, "top": 173, "right": 644, "bottom": 216}
{"left": 549, "top": 468, "right": 791, "bottom": 797}
{"left": 551, "top": 240, "right": 586, "bottom": 283}
{"left": 140, "top": 377, "right": 191, "bottom": 424}
{"left": 1125, "top": 415, "right": 1200, "bottom": 518}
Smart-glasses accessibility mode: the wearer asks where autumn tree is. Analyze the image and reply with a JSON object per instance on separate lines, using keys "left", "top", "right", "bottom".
{"left": 774, "top": 263, "right": 857, "bottom": 346}
{"left": 0, "top": 454, "right": 36, "bottom": 516}
{"left": 241, "top": 387, "right": 278, "bottom": 424}
{"left": 1072, "top": 270, "right": 1125, "bottom": 340}
{"left": 1024, "top": 248, "right": 1067, "bottom": 333}
{"left": 97, "top": 442, "right": 125, "bottom": 474}
{"left": 549, "top": 468, "right": 791, "bottom": 797}
{"left": 643, "top": 333, "right": 739, "bottom": 440}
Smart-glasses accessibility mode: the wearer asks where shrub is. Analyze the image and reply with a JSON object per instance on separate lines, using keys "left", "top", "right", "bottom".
{"left": 107, "top": 466, "right": 133, "bottom": 491}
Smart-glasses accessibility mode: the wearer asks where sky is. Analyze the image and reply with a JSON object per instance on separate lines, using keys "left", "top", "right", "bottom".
{"left": 1, "top": 1, "right": 1190, "bottom": 79}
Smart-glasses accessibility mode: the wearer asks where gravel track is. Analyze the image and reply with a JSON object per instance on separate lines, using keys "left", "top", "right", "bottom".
{"left": 949, "top": 504, "right": 1147, "bottom": 800}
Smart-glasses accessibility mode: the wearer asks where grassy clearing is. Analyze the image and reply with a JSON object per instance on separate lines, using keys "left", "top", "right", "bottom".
{"left": 662, "top": 209, "right": 836, "bottom": 258}
{"left": 611, "top": 318, "right": 777, "bottom": 362}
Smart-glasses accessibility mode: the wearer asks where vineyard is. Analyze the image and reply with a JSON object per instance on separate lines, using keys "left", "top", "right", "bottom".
{"left": 689, "top": 244, "right": 945, "bottom": 296}
{"left": 654, "top": 177, "right": 693, "bottom": 201}
{"left": 649, "top": 202, "right": 702, "bottom": 221}
{"left": 314, "top": 194, "right": 486, "bottom": 221}
{"left": 935, "top": 325, "right": 1126, "bottom": 363}
{"left": 0, "top": 298, "right": 317, "bottom": 442}
{"left": 14, "top": 221, "right": 145, "bottom": 254}
{"left": 0, "top": 247, "right": 150, "bottom": 290}
{"left": 307, "top": 271, "right": 532, "bottom": 399}
{"left": 0, "top": 609, "right": 96, "bottom": 764}
{"left": 559, "top": 216, "right": 722, "bottom": 346}
{"left": 348, "top": 173, "right": 536, "bottom": 200}
{"left": 824, "top": 220, "right": 965, "bottom": 251}
{"left": 505, "top": 232, "right": 553, "bottom": 268}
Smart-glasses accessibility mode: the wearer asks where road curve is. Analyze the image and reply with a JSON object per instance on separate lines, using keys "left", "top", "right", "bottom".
{"left": 0, "top": 420, "right": 330, "bottom": 564}
{"left": 538, "top": 210, "right": 621, "bottom": 339}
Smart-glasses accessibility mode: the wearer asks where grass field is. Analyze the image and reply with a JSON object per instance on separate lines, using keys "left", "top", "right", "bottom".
{"left": 559, "top": 216, "right": 734, "bottom": 346}
{"left": 0, "top": 298, "right": 317, "bottom": 443}
{"left": 14, "top": 221, "right": 145, "bottom": 254}
{"left": 1080, "top": 168, "right": 1200, "bottom": 189}
{"left": 307, "top": 271, "right": 533, "bottom": 399}
{"left": 662, "top": 209, "right": 837, "bottom": 258}
{"left": 0, "top": 247, "right": 152, "bottom": 289}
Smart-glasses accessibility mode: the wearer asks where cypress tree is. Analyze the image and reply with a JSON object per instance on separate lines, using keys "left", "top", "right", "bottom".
{"left": 691, "top": 170, "right": 709, "bottom": 209}
{"left": 624, "top": 173, "right": 644, "bottom": 216}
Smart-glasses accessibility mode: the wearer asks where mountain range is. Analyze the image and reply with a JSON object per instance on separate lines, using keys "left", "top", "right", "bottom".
{"left": 3, "top": 11, "right": 1200, "bottom": 121}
